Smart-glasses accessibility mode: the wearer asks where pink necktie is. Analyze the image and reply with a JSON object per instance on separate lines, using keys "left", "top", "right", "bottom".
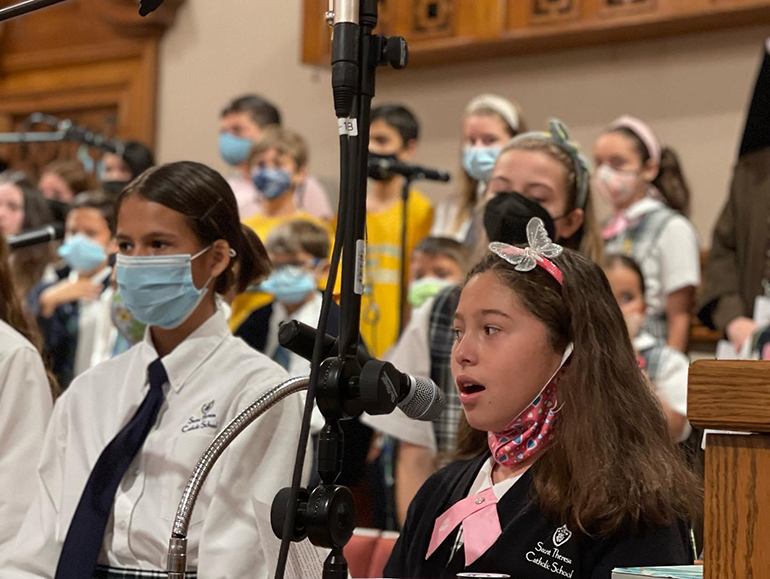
{"left": 426, "top": 487, "right": 502, "bottom": 567}
{"left": 601, "top": 212, "right": 630, "bottom": 240}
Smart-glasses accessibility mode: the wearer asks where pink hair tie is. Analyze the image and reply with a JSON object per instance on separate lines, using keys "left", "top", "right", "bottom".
{"left": 609, "top": 115, "right": 662, "bottom": 169}
{"left": 489, "top": 217, "right": 564, "bottom": 285}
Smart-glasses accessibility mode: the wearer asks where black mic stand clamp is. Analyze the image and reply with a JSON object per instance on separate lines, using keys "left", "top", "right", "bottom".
{"left": 270, "top": 356, "right": 408, "bottom": 579}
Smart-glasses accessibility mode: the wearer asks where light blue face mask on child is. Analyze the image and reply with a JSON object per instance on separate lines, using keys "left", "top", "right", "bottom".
{"left": 260, "top": 265, "right": 317, "bottom": 305}
{"left": 219, "top": 132, "right": 252, "bottom": 166}
{"left": 253, "top": 167, "right": 293, "bottom": 201}
{"left": 58, "top": 234, "right": 108, "bottom": 273}
{"left": 115, "top": 246, "right": 212, "bottom": 329}
{"left": 462, "top": 146, "right": 502, "bottom": 182}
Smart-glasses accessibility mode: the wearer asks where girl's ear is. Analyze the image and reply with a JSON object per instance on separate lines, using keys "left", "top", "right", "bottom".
{"left": 640, "top": 158, "right": 659, "bottom": 183}
{"left": 209, "top": 239, "right": 232, "bottom": 278}
{"left": 555, "top": 208, "right": 584, "bottom": 241}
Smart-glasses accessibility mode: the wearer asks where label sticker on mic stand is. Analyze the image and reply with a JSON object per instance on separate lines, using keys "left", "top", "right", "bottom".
{"left": 355, "top": 239, "right": 366, "bottom": 295}
{"left": 338, "top": 118, "right": 358, "bottom": 136}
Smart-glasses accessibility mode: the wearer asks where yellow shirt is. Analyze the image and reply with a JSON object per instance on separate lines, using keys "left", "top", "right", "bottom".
{"left": 231, "top": 212, "right": 329, "bottom": 331}
{"left": 356, "top": 190, "right": 434, "bottom": 358}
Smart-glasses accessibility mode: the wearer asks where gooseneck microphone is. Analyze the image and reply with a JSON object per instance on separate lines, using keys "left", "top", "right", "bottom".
{"left": 7, "top": 223, "right": 64, "bottom": 250}
{"left": 278, "top": 320, "right": 445, "bottom": 421}
{"left": 331, "top": 0, "right": 360, "bottom": 118}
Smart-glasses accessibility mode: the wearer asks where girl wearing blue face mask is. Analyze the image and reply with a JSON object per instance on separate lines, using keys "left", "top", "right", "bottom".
{"left": 431, "top": 94, "right": 526, "bottom": 244}
{"left": 28, "top": 192, "right": 116, "bottom": 390}
{"left": 5, "top": 162, "right": 307, "bottom": 579}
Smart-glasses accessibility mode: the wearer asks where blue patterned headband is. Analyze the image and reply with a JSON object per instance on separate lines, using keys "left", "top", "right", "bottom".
{"left": 507, "top": 119, "right": 590, "bottom": 210}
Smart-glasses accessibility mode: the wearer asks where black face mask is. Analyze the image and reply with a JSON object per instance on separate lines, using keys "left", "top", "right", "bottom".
{"left": 483, "top": 191, "right": 557, "bottom": 245}
{"left": 367, "top": 152, "right": 400, "bottom": 181}
{"left": 46, "top": 199, "right": 70, "bottom": 223}
{"left": 101, "top": 180, "right": 131, "bottom": 198}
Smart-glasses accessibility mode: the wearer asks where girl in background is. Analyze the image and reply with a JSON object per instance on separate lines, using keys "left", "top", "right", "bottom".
{"left": 594, "top": 116, "right": 699, "bottom": 352}
{"left": 432, "top": 94, "right": 525, "bottom": 243}
{"left": 385, "top": 219, "right": 699, "bottom": 578}
{"left": 0, "top": 171, "right": 57, "bottom": 299}
{"left": 4, "top": 161, "right": 306, "bottom": 579}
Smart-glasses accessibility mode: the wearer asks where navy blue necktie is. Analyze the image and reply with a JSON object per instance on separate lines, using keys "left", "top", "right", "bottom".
{"left": 55, "top": 359, "right": 168, "bottom": 579}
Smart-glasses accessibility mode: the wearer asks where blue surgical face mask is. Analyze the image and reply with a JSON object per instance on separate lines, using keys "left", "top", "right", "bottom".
{"left": 462, "top": 146, "right": 502, "bottom": 182}
{"left": 253, "top": 167, "right": 293, "bottom": 201}
{"left": 219, "top": 132, "right": 252, "bottom": 166}
{"left": 260, "top": 265, "right": 316, "bottom": 305}
{"left": 115, "top": 246, "right": 212, "bottom": 329}
{"left": 58, "top": 234, "right": 108, "bottom": 273}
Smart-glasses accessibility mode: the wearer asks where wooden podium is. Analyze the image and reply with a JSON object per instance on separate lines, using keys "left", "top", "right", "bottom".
{"left": 688, "top": 360, "right": 770, "bottom": 579}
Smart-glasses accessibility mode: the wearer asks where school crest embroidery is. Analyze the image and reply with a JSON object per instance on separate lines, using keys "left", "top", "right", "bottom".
{"left": 552, "top": 525, "right": 572, "bottom": 547}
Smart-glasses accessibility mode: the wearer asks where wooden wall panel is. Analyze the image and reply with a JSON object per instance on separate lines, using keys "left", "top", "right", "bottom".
{"left": 303, "top": 0, "right": 770, "bottom": 67}
{"left": 0, "top": 0, "right": 181, "bottom": 179}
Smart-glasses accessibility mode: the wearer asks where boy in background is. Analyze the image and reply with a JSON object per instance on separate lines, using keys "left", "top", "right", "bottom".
{"left": 407, "top": 236, "right": 466, "bottom": 308}
{"left": 360, "top": 104, "right": 434, "bottom": 358}
{"left": 218, "top": 94, "right": 332, "bottom": 221}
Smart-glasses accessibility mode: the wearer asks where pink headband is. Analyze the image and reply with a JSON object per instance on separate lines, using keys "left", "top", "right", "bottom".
{"left": 609, "top": 115, "right": 662, "bottom": 169}
{"left": 489, "top": 218, "right": 564, "bottom": 285}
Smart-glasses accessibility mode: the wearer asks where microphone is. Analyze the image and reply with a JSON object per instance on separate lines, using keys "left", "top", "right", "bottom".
{"left": 138, "top": 0, "right": 164, "bottom": 16}
{"left": 278, "top": 320, "right": 444, "bottom": 421}
{"left": 368, "top": 157, "right": 451, "bottom": 182}
{"left": 7, "top": 223, "right": 64, "bottom": 250}
{"left": 331, "top": 0, "right": 360, "bottom": 118}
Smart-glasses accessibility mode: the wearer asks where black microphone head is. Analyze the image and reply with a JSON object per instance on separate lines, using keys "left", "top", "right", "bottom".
{"left": 139, "top": 0, "right": 165, "bottom": 16}
{"left": 398, "top": 376, "right": 444, "bottom": 421}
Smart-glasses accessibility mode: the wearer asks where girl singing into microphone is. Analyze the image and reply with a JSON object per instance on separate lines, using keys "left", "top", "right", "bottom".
{"left": 385, "top": 217, "right": 700, "bottom": 578}
{"left": 4, "top": 161, "right": 306, "bottom": 579}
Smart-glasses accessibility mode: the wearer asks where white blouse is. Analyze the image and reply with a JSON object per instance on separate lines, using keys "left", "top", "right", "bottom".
{"left": 3, "top": 310, "right": 306, "bottom": 579}
{"left": 0, "top": 320, "right": 52, "bottom": 564}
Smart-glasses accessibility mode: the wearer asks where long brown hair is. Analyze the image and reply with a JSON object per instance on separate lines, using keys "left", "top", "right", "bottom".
{"left": 456, "top": 250, "right": 701, "bottom": 537}
{"left": 0, "top": 236, "right": 60, "bottom": 398}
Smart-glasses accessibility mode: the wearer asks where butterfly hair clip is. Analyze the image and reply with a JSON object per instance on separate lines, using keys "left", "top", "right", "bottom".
{"left": 489, "top": 217, "right": 564, "bottom": 285}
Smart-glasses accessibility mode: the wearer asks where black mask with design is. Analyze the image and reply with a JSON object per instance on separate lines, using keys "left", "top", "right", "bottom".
{"left": 367, "top": 152, "right": 400, "bottom": 181}
{"left": 483, "top": 191, "right": 557, "bottom": 245}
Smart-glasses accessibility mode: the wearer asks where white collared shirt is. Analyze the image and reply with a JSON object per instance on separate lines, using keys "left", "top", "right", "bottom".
{"left": 70, "top": 266, "right": 116, "bottom": 377}
{"left": 3, "top": 310, "right": 306, "bottom": 579}
{"left": 617, "top": 197, "right": 700, "bottom": 316}
{"left": 0, "top": 320, "right": 53, "bottom": 564}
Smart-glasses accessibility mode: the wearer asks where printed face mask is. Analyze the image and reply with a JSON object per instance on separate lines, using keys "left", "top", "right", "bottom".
{"left": 592, "top": 163, "right": 641, "bottom": 208}
{"left": 115, "top": 246, "right": 212, "bottom": 329}
{"left": 407, "top": 277, "right": 453, "bottom": 308}
{"left": 462, "top": 146, "right": 502, "bottom": 182}
{"left": 487, "top": 343, "right": 573, "bottom": 467}
{"left": 252, "top": 167, "right": 293, "bottom": 201}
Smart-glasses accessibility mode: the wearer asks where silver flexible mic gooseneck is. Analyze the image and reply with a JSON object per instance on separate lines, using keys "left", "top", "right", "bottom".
{"left": 166, "top": 376, "right": 310, "bottom": 579}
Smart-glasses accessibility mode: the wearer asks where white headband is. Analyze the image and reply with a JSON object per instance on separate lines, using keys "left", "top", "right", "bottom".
{"left": 465, "top": 94, "right": 520, "bottom": 133}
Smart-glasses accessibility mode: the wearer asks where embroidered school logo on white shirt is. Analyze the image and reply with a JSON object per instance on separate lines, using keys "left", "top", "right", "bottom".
{"left": 552, "top": 525, "right": 572, "bottom": 547}
{"left": 181, "top": 400, "right": 219, "bottom": 433}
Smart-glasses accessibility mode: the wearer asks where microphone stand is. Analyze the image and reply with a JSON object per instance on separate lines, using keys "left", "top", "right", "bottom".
{"left": 271, "top": 3, "right": 408, "bottom": 579}
{"left": 398, "top": 175, "right": 412, "bottom": 336}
